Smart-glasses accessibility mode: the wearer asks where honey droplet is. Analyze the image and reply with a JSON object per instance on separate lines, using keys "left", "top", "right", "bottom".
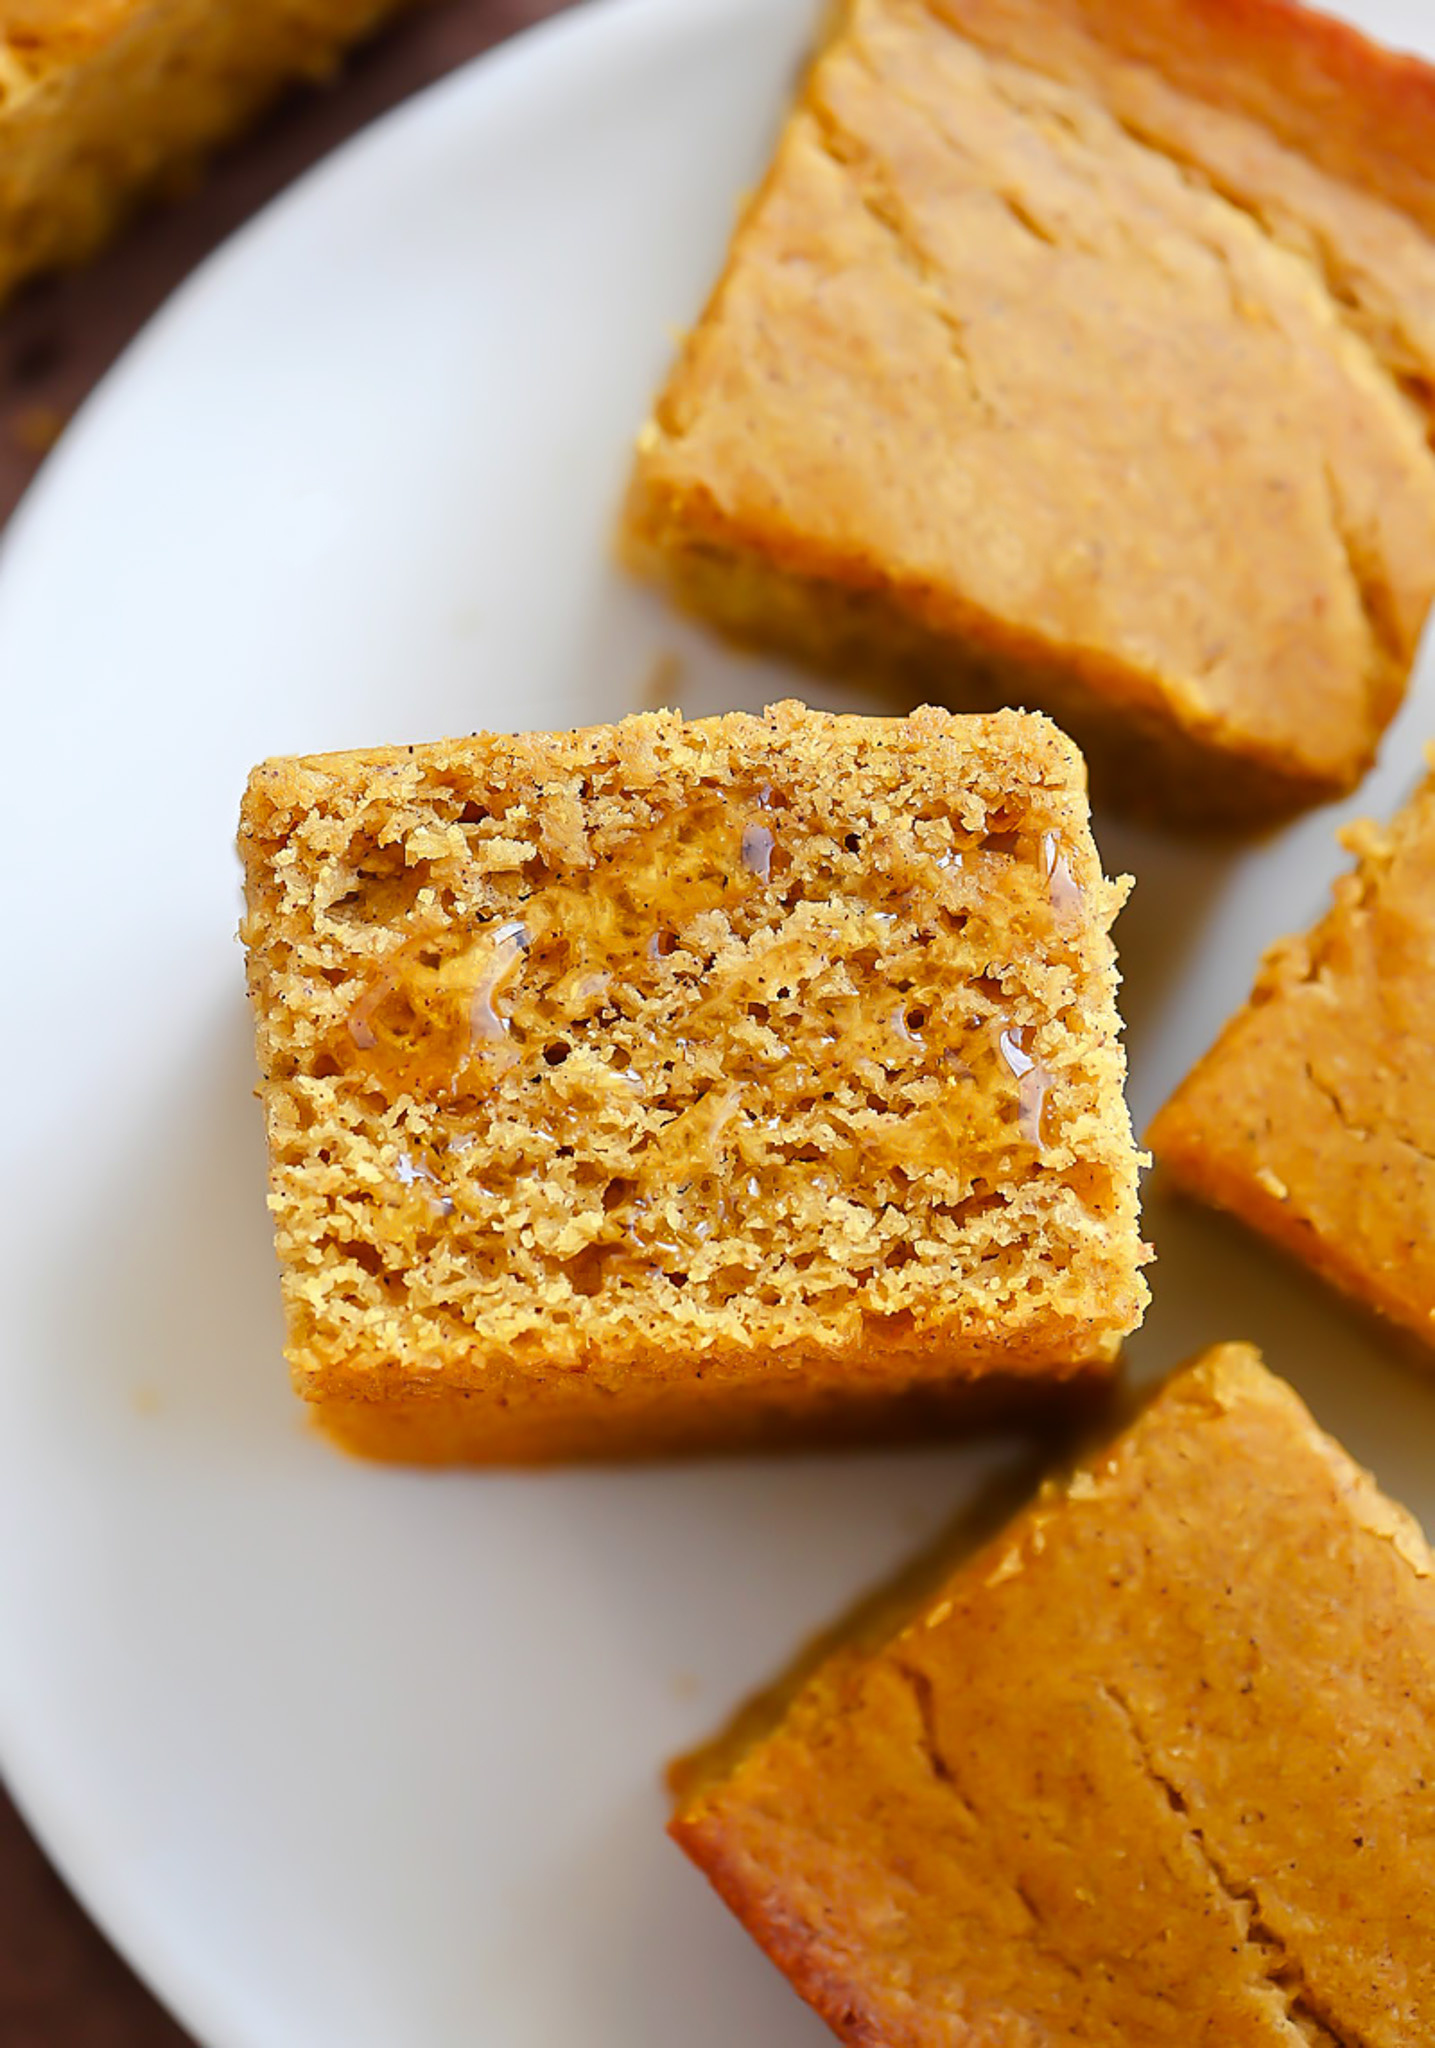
{"left": 998, "top": 1027, "right": 1034, "bottom": 1081}
{"left": 741, "top": 821, "right": 775, "bottom": 881}
{"left": 394, "top": 1150, "right": 454, "bottom": 1217}
{"left": 625, "top": 1195, "right": 684, "bottom": 1267}
{"left": 999, "top": 1024, "right": 1053, "bottom": 1148}
{"left": 892, "top": 1004, "right": 925, "bottom": 1046}
{"left": 1041, "top": 832, "right": 1084, "bottom": 922}
{"left": 468, "top": 920, "right": 530, "bottom": 1044}
{"left": 340, "top": 916, "right": 529, "bottom": 1098}
{"left": 1019, "top": 1066, "right": 1052, "bottom": 1148}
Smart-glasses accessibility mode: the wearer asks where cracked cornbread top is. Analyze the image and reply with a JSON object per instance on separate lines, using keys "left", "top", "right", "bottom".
{"left": 238, "top": 703, "right": 1145, "bottom": 1436}
{"left": 673, "top": 1345, "right": 1435, "bottom": 2044}
{"left": 626, "top": 0, "right": 1435, "bottom": 824}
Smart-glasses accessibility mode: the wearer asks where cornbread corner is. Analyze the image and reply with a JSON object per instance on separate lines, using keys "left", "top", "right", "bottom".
{"left": 238, "top": 701, "right": 1146, "bottom": 1464}
{"left": 671, "top": 1343, "right": 1435, "bottom": 2042}
{"left": 0, "top": 0, "right": 422, "bottom": 303}
{"left": 1150, "top": 764, "right": 1435, "bottom": 1357}
{"left": 624, "top": 0, "right": 1435, "bottom": 827}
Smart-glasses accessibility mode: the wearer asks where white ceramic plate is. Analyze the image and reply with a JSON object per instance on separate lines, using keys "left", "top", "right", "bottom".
{"left": 3, "top": 0, "right": 1435, "bottom": 2041}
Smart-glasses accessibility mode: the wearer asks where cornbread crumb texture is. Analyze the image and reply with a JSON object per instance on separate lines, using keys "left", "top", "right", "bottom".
{"left": 673, "top": 1345, "right": 1435, "bottom": 2045}
{"left": 239, "top": 702, "right": 1146, "bottom": 1463}
{"left": 0, "top": 0, "right": 418, "bottom": 302}
{"left": 626, "top": 0, "right": 1435, "bottom": 823}
{"left": 1151, "top": 766, "right": 1435, "bottom": 1355}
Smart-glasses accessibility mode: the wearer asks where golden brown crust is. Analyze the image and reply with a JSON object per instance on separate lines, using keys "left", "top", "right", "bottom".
{"left": 239, "top": 701, "right": 1147, "bottom": 1463}
{"left": 314, "top": 1362, "right": 1111, "bottom": 1465}
{"left": 943, "top": 0, "right": 1435, "bottom": 235}
{"left": 625, "top": 0, "right": 1435, "bottom": 827}
{"left": 672, "top": 1344, "right": 1435, "bottom": 2042}
{"left": 0, "top": 0, "right": 420, "bottom": 302}
{"left": 1150, "top": 767, "right": 1435, "bottom": 1354}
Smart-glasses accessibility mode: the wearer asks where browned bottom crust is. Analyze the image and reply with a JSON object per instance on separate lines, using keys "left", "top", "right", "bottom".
{"left": 315, "top": 1358, "right": 1114, "bottom": 1464}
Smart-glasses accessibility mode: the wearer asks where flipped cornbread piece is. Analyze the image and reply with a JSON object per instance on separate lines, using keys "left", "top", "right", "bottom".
{"left": 672, "top": 1344, "right": 1435, "bottom": 2044}
{"left": 1150, "top": 768, "right": 1435, "bottom": 1357}
{"left": 238, "top": 701, "right": 1146, "bottom": 1463}
{"left": 0, "top": 1, "right": 422, "bottom": 303}
{"left": 624, "top": 0, "right": 1435, "bottom": 826}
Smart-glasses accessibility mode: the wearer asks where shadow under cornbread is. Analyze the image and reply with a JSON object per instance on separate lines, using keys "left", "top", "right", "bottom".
{"left": 667, "top": 1444, "right": 1055, "bottom": 1804}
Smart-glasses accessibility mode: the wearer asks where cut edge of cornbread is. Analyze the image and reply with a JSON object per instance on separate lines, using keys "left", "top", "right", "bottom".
{"left": 619, "top": 506, "right": 1345, "bottom": 828}
{"left": 239, "top": 700, "right": 1147, "bottom": 1463}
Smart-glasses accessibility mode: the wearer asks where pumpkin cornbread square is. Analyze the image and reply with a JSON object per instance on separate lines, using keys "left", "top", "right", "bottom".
{"left": 238, "top": 702, "right": 1146, "bottom": 1464}
{"left": 0, "top": 0, "right": 421, "bottom": 304}
{"left": 1150, "top": 766, "right": 1435, "bottom": 1358}
{"left": 624, "top": 0, "right": 1435, "bottom": 827}
{"left": 671, "top": 1344, "right": 1435, "bottom": 2044}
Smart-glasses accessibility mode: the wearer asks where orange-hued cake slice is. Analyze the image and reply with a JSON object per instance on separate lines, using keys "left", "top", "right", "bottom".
{"left": 1150, "top": 766, "right": 1435, "bottom": 1357}
{"left": 624, "top": 0, "right": 1435, "bottom": 826}
{"left": 238, "top": 702, "right": 1146, "bottom": 1463}
{"left": 0, "top": 1, "right": 422, "bottom": 303}
{"left": 672, "top": 1344, "right": 1435, "bottom": 2043}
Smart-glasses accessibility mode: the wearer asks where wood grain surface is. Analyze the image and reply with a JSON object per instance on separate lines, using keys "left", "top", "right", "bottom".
{"left": 0, "top": 3, "right": 577, "bottom": 2041}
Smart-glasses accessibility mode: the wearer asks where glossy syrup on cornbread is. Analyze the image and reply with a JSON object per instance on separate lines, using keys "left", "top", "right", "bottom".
{"left": 238, "top": 702, "right": 1146, "bottom": 1462}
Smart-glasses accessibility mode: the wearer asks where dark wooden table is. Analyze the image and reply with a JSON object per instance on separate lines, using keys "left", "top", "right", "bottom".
{"left": 0, "top": 4, "right": 576, "bottom": 2041}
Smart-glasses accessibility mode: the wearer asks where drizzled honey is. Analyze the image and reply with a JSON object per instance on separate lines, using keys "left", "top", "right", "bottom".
{"left": 1040, "top": 830, "right": 1084, "bottom": 923}
{"left": 336, "top": 792, "right": 1079, "bottom": 1251}
{"left": 335, "top": 795, "right": 767, "bottom": 1099}
{"left": 998, "top": 1024, "right": 1053, "bottom": 1148}
{"left": 345, "top": 917, "right": 530, "bottom": 1097}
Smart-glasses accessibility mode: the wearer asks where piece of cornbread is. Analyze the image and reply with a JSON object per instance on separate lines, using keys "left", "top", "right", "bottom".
{"left": 1151, "top": 764, "right": 1435, "bottom": 1358}
{"left": 672, "top": 1344, "right": 1435, "bottom": 2041}
{"left": 625, "top": 0, "right": 1435, "bottom": 825}
{"left": 0, "top": 0, "right": 422, "bottom": 303}
{"left": 238, "top": 701, "right": 1146, "bottom": 1462}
